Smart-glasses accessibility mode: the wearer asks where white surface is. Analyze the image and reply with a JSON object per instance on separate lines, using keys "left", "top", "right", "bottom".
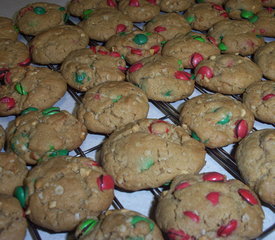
{"left": 0, "top": 0, "right": 274, "bottom": 239}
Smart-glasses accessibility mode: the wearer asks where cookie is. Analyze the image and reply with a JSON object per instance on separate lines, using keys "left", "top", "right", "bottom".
{"left": 61, "top": 46, "right": 126, "bottom": 92}
{"left": 105, "top": 30, "right": 164, "bottom": 65}
{"left": 0, "top": 194, "right": 27, "bottom": 240}
{"left": 22, "top": 156, "right": 114, "bottom": 232}
{"left": 194, "top": 54, "right": 262, "bottom": 94}
{"left": 127, "top": 55, "right": 195, "bottom": 102}
{"left": 15, "top": 2, "right": 68, "bottom": 36}
{"left": 235, "top": 129, "right": 275, "bottom": 205}
{"left": 78, "top": 8, "right": 133, "bottom": 42}
{"left": 179, "top": 93, "right": 255, "bottom": 148}
{"left": 0, "top": 17, "right": 18, "bottom": 41}
{"left": 144, "top": 12, "right": 191, "bottom": 41}
{"left": 6, "top": 107, "right": 87, "bottom": 165}
{"left": 184, "top": 2, "right": 228, "bottom": 31}
{"left": 159, "top": 0, "right": 194, "bottom": 12}
{"left": 155, "top": 172, "right": 264, "bottom": 240}
{"left": 30, "top": 25, "right": 89, "bottom": 64}
{"left": 0, "top": 39, "right": 30, "bottom": 69}
{"left": 0, "top": 152, "right": 28, "bottom": 196}
{"left": 0, "top": 66, "right": 67, "bottom": 116}
{"left": 77, "top": 81, "right": 149, "bottom": 134}
{"left": 242, "top": 80, "right": 275, "bottom": 123}
{"left": 118, "top": 0, "right": 160, "bottom": 22}
{"left": 75, "top": 209, "right": 164, "bottom": 240}
{"left": 196, "top": 0, "right": 226, "bottom": 4}
{"left": 253, "top": 8, "right": 275, "bottom": 37}
{"left": 208, "top": 19, "right": 265, "bottom": 56}
{"left": 162, "top": 31, "right": 220, "bottom": 69}
{"left": 261, "top": 0, "right": 275, "bottom": 7}
{"left": 253, "top": 41, "right": 275, "bottom": 80}
{"left": 68, "top": 0, "right": 118, "bottom": 17}
{"left": 0, "top": 125, "right": 5, "bottom": 150}
{"left": 100, "top": 118, "right": 206, "bottom": 191}
{"left": 225, "top": 0, "right": 263, "bottom": 20}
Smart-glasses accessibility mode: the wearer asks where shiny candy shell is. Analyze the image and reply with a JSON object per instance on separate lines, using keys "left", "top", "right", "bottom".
{"left": 78, "top": 219, "right": 98, "bottom": 236}
{"left": 129, "top": 0, "right": 140, "bottom": 7}
{"left": 131, "top": 48, "right": 143, "bottom": 56}
{"left": 191, "top": 52, "right": 204, "bottom": 68}
{"left": 174, "top": 71, "right": 191, "bottom": 80}
{"left": 33, "top": 6, "right": 46, "bottom": 15}
{"left": 131, "top": 215, "right": 154, "bottom": 231}
{"left": 116, "top": 24, "right": 127, "bottom": 33}
{"left": 197, "top": 66, "right": 214, "bottom": 79}
{"left": 14, "top": 186, "right": 28, "bottom": 209}
{"left": 97, "top": 175, "right": 114, "bottom": 191}
{"left": 107, "top": 0, "right": 117, "bottom": 7}
{"left": 175, "top": 181, "right": 190, "bottom": 191}
{"left": 206, "top": 192, "right": 220, "bottom": 206}
{"left": 42, "top": 107, "right": 60, "bottom": 116}
{"left": 0, "top": 96, "right": 16, "bottom": 110}
{"left": 167, "top": 229, "right": 191, "bottom": 240}
{"left": 18, "top": 57, "right": 31, "bottom": 67}
{"left": 183, "top": 211, "right": 200, "bottom": 223}
{"left": 154, "top": 26, "right": 167, "bottom": 33}
{"left": 234, "top": 119, "right": 248, "bottom": 139}
{"left": 262, "top": 94, "right": 275, "bottom": 101}
{"left": 133, "top": 34, "right": 148, "bottom": 45}
{"left": 150, "top": 45, "right": 160, "bottom": 54}
{"left": 203, "top": 172, "right": 225, "bottom": 182}
{"left": 128, "top": 62, "right": 143, "bottom": 73}
{"left": 238, "top": 188, "right": 259, "bottom": 205}
{"left": 217, "top": 219, "right": 238, "bottom": 237}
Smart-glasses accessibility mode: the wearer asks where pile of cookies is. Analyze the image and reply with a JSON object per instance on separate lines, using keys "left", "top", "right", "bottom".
{"left": 0, "top": 0, "right": 274, "bottom": 239}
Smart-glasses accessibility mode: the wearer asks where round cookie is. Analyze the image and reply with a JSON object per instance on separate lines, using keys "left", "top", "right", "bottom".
{"left": 0, "top": 194, "right": 27, "bottom": 240}
{"left": 144, "top": 12, "right": 191, "bottom": 41}
{"left": 184, "top": 2, "right": 228, "bottom": 31}
{"left": 100, "top": 118, "right": 206, "bottom": 191}
{"left": 179, "top": 93, "right": 255, "bottom": 148}
{"left": 0, "top": 66, "right": 67, "bottom": 116}
{"left": 105, "top": 30, "right": 164, "bottom": 65}
{"left": 160, "top": 0, "right": 194, "bottom": 12}
{"left": 78, "top": 8, "right": 133, "bottom": 42}
{"left": 208, "top": 19, "right": 265, "bottom": 56}
{"left": 118, "top": 0, "right": 160, "bottom": 22}
{"left": 77, "top": 81, "right": 149, "bottom": 134}
{"left": 261, "top": 0, "right": 275, "bottom": 7}
{"left": 61, "top": 46, "right": 126, "bottom": 92}
{"left": 235, "top": 129, "right": 275, "bottom": 205}
{"left": 253, "top": 41, "right": 275, "bottom": 81}
{"left": 127, "top": 55, "right": 195, "bottom": 102}
{"left": 242, "top": 80, "right": 275, "bottom": 123}
{"left": 162, "top": 31, "right": 220, "bottom": 69}
{"left": 75, "top": 209, "right": 165, "bottom": 240}
{"left": 0, "top": 152, "right": 28, "bottom": 196}
{"left": 15, "top": 2, "right": 68, "bottom": 36}
{"left": 225, "top": 0, "right": 263, "bottom": 20}
{"left": 0, "top": 17, "right": 18, "bottom": 41}
{"left": 194, "top": 54, "right": 262, "bottom": 94}
{"left": 6, "top": 107, "right": 87, "bottom": 165}
{"left": 0, "top": 39, "right": 30, "bottom": 69}
{"left": 68, "top": 0, "right": 118, "bottom": 17}
{"left": 253, "top": 8, "right": 275, "bottom": 37}
{"left": 23, "top": 156, "right": 114, "bottom": 232}
{"left": 30, "top": 25, "right": 89, "bottom": 64}
{"left": 155, "top": 172, "right": 264, "bottom": 240}
{"left": 0, "top": 125, "right": 5, "bottom": 150}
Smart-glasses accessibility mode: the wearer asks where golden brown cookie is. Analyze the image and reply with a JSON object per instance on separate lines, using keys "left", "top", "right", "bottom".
{"left": 253, "top": 8, "right": 275, "bottom": 37}
{"left": 0, "top": 17, "right": 18, "bottom": 41}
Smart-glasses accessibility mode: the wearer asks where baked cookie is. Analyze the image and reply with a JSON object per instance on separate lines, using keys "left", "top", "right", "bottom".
{"left": 253, "top": 8, "right": 275, "bottom": 37}
{"left": 196, "top": 0, "right": 226, "bottom": 4}
{"left": 0, "top": 17, "right": 18, "bottom": 41}
{"left": 75, "top": 209, "right": 164, "bottom": 240}
{"left": 236, "top": 129, "right": 275, "bottom": 205}
{"left": 6, "top": 107, "right": 87, "bottom": 165}
{"left": 184, "top": 2, "right": 228, "bottom": 31}
{"left": 127, "top": 55, "right": 195, "bottom": 102}
{"left": 15, "top": 2, "right": 68, "bottom": 36}
{"left": 30, "top": 25, "right": 89, "bottom": 64}
{"left": 160, "top": 0, "right": 194, "bottom": 12}
{"left": 261, "top": 0, "right": 275, "bottom": 7}
{"left": 155, "top": 172, "right": 264, "bottom": 240}
{"left": 0, "top": 66, "right": 67, "bottom": 116}
{"left": 77, "top": 81, "right": 149, "bottom": 134}
{"left": 242, "top": 80, "right": 275, "bottom": 123}
{"left": 194, "top": 54, "right": 262, "bottom": 94}
{"left": 78, "top": 8, "right": 133, "bottom": 42}
{"left": 61, "top": 46, "right": 126, "bottom": 92}
{"left": 100, "top": 118, "right": 206, "bottom": 191}
{"left": 162, "top": 31, "right": 220, "bottom": 69}
{"left": 179, "top": 93, "right": 255, "bottom": 148}
{"left": 105, "top": 30, "right": 164, "bottom": 65}
{"left": 22, "top": 156, "right": 114, "bottom": 232}
{"left": 144, "top": 12, "right": 191, "bottom": 41}
{"left": 0, "top": 194, "right": 27, "bottom": 240}
{"left": 68, "top": 0, "right": 118, "bottom": 17}
{"left": 0, "top": 125, "right": 5, "bottom": 150}
{"left": 0, "top": 152, "right": 28, "bottom": 195}
{"left": 118, "top": 0, "right": 160, "bottom": 22}
{"left": 0, "top": 39, "right": 30, "bottom": 69}
{"left": 253, "top": 41, "right": 275, "bottom": 80}
{"left": 225, "top": 0, "right": 263, "bottom": 20}
{"left": 208, "top": 19, "right": 265, "bottom": 56}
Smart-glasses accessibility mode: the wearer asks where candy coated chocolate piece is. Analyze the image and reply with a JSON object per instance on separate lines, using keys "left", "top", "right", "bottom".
{"left": 75, "top": 72, "right": 87, "bottom": 84}
{"left": 131, "top": 215, "right": 154, "bottom": 231}
{"left": 238, "top": 188, "right": 259, "bottom": 205}
{"left": 83, "top": 9, "right": 93, "bottom": 19}
{"left": 218, "top": 42, "right": 228, "bottom": 51}
{"left": 33, "top": 6, "right": 46, "bottom": 15}
{"left": 97, "top": 175, "right": 114, "bottom": 191}
{"left": 174, "top": 71, "right": 191, "bottom": 80}
{"left": 234, "top": 119, "right": 248, "bottom": 138}
{"left": 167, "top": 228, "right": 191, "bottom": 240}
{"left": 116, "top": 24, "right": 127, "bottom": 33}
{"left": 197, "top": 66, "right": 214, "bottom": 79}
{"left": 133, "top": 34, "right": 148, "bottom": 45}
{"left": 183, "top": 211, "right": 200, "bottom": 223}
{"left": 220, "top": 12, "right": 229, "bottom": 18}
{"left": 42, "top": 107, "right": 60, "bottom": 116}
{"left": 175, "top": 182, "right": 190, "bottom": 191}
{"left": 59, "top": 7, "right": 65, "bottom": 11}
{"left": 262, "top": 93, "right": 275, "bottom": 101}
{"left": 241, "top": 10, "right": 254, "bottom": 19}
{"left": 206, "top": 192, "right": 220, "bottom": 206}
{"left": 18, "top": 57, "right": 31, "bottom": 67}
{"left": 131, "top": 48, "right": 143, "bottom": 56}
{"left": 154, "top": 26, "right": 167, "bottom": 33}
{"left": 129, "top": 0, "right": 140, "bottom": 7}
{"left": 1, "top": 71, "right": 11, "bottom": 84}
{"left": 140, "top": 157, "right": 154, "bottom": 171}
{"left": 203, "top": 172, "right": 225, "bottom": 182}
{"left": 15, "top": 83, "right": 28, "bottom": 95}
{"left": 21, "top": 107, "right": 38, "bottom": 115}
{"left": 79, "top": 219, "right": 99, "bottom": 236}
{"left": 109, "top": 51, "right": 121, "bottom": 57}
{"left": 128, "top": 62, "right": 143, "bottom": 73}
{"left": 217, "top": 219, "right": 238, "bottom": 237}
{"left": 211, "top": 3, "right": 224, "bottom": 11}
{"left": 216, "top": 114, "right": 231, "bottom": 125}
{"left": 112, "top": 95, "right": 122, "bottom": 103}
{"left": 207, "top": 36, "right": 217, "bottom": 46}
{"left": 48, "top": 149, "right": 69, "bottom": 157}
{"left": 192, "top": 35, "right": 205, "bottom": 43}
{"left": 107, "top": 0, "right": 117, "bottom": 7}
{"left": 14, "top": 186, "right": 28, "bottom": 209}
{"left": 0, "top": 96, "right": 16, "bottom": 110}
{"left": 186, "top": 15, "right": 195, "bottom": 23}
{"left": 191, "top": 52, "right": 204, "bottom": 68}
{"left": 191, "top": 131, "right": 201, "bottom": 142}
{"left": 148, "top": 120, "right": 170, "bottom": 134}
{"left": 248, "top": 15, "right": 258, "bottom": 23}
{"left": 150, "top": 45, "right": 160, "bottom": 54}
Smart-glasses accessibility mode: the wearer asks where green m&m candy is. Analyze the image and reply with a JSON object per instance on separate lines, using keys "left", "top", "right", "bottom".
{"left": 133, "top": 34, "right": 148, "bottom": 45}
{"left": 240, "top": 9, "right": 254, "bottom": 19}
{"left": 42, "top": 107, "right": 60, "bottom": 116}
{"left": 33, "top": 6, "right": 46, "bottom": 15}
{"left": 77, "top": 219, "right": 98, "bottom": 237}
{"left": 131, "top": 215, "right": 154, "bottom": 231}
{"left": 15, "top": 83, "right": 28, "bottom": 95}
{"left": 218, "top": 42, "right": 228, "bottom": 51}
{"left": 20, "top": 107, "right": 38, "bottom": 115}
{"left": 14, "top": 186, "right": 28, "bottom": 208}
